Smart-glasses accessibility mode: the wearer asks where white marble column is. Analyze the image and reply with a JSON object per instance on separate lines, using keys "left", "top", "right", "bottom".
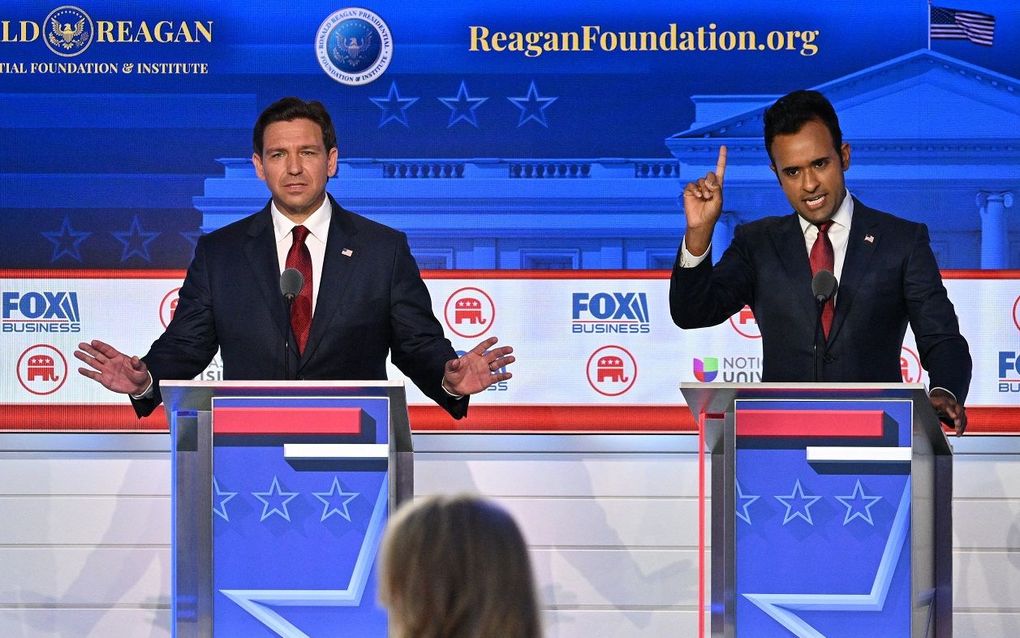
{"left": 978, "top": 191, "right": 1013, "bottom": 269}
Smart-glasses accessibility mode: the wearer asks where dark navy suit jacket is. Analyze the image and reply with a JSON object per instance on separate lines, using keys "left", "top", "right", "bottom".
{"left": 132, "top": 195, "right": 465, "bottom": 418}
{"left": 670, "top": 199, "right": 971, "bottom": 403}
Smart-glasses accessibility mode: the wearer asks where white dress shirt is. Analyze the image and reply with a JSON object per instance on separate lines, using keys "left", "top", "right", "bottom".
{"left": 271, "top": 197, "right": 331, "bottom": 314}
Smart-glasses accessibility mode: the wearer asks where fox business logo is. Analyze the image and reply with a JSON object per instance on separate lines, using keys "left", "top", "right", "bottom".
{"left": 2, "top": 291, "right": 81, "bottom": 333}
{"left": 572, "top": 292, "right": 650, "bottom": 334}
{"left": 999, "top": 352, "right": 1020, "bottom": 394}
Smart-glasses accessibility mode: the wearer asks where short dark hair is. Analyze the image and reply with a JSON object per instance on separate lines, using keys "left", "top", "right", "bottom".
{"left": 763, "top": 90, "right": 842, "bottom": 164}
{"left": 252, "top": 97, "right": 337, "bottom": 156}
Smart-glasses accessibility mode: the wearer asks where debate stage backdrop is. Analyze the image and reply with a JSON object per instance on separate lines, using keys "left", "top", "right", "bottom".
{"left": 1, "top": 1, "right": 1018, "bottom": 431}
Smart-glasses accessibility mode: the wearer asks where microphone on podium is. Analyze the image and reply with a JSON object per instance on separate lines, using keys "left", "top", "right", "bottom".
{"left": 811, "top": 270, "right": 838, "bottom": 382}
{"left": 812, "top": 270, "right": 837, "bottom": 304}
{"left": 281, "top": 267, "right": 304, "bottom": 304}
{"left": 280, "top": 268, "right": 304, "bottom": 378}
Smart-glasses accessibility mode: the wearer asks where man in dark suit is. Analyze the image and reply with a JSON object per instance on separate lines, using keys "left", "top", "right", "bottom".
{"left": 75, "top": 97, "right": 513, "bottom": 419}
{"left": 670, "top": 90, "right": 971, "bottom": 433}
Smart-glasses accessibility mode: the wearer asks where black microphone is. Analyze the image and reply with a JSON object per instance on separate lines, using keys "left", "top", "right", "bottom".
{"left": 811, "top": 270, "right": 838, "bottom": 382}
{"left": 281, "top": 268, "right": 304, "bottom": 303}
{"left": 811, "top": 270, "right": 837, "bottom": 304}
{"left": 280, "top": 268, "right": 304, "bottom": 379}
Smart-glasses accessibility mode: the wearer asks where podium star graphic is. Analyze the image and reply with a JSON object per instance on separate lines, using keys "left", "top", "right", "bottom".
{"left": 744, "top": 481, "right": 912, "bottom": 637}
{"left": 252, "top": 476, "right": 299, "bottom": 522}
{"left": 112, "top": 215, "right": 159, "bottom": 263}
{"left": 213, "top": 476, "right": 238, "bottom": 522}
{"left": 438, "top": 80, "right": 488, "bottom": 128}
{"left": 42, "top": 215, "right": 91, "bottom": 263}
{"left": 775, "top": 479, "right": 821, "bottom": 525}
{"left": 221, "top": 478, "right": 389, "bottom": 638}
{"left": 313, "top": 476, "right": 359, "bottom": 522}
{"left": 507, "top": 80, "right": 558, "bottom": 128}
{"left": 835, "top": 479, "right": 883, "bottom": 526}
{"left": 736, "top": 480, "right": 761, "bottom": 524}
{"left": 370, "top": 81, "right": 419, "bottom": 128}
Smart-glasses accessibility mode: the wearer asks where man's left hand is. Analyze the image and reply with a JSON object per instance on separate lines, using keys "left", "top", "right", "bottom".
{"left": 929, "top": 389, "right": 967, "bottom": 436}
{"left": 443, "top": 336, "right": 515, "bottom": 396}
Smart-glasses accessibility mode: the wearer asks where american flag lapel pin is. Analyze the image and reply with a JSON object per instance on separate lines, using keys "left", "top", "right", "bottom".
{"left": 864, "top": 234, "right": 875, "bottom": 244}
{"left": 341, "top": 248, "right": 354, "bottom": 257}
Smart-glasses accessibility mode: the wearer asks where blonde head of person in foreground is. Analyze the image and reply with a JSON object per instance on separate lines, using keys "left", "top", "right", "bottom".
{"left": 379, "top": 494, "right": 542, "bottom": 638}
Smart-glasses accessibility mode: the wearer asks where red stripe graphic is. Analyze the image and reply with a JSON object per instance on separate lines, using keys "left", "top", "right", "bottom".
{"left": 212, "top": 407, "right": 364, "bottom": 435}
{"left": 735, "top": 409, "right": 885, "bottom": 437}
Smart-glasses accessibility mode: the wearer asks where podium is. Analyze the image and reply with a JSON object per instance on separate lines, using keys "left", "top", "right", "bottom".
{"left": 160, "top": 380, "right": 413, "bottom": 637}
{"left": 681, "top": 383, "right": 953, "bottom": 638}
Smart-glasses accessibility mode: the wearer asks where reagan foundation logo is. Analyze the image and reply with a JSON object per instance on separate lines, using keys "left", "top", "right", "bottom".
{"left": 43, "top": 6, "right": 93, "bottom": 57}
{"left": 0, "top": 6, "right": 213, "bottom": 75}
{"left": 316, "top": 8, "right": 392, "bottom": 86}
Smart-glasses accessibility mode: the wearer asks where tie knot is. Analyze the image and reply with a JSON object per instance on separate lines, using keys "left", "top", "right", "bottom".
{"left": 292, "top": 225, "right": 309, "bottom": 244}
{"left": 815, "top": 221, "right": 833, "bottom": 235}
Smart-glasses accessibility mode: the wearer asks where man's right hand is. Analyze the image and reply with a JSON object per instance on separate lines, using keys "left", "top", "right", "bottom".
{"left": 75, "top": 340, "right": 150, "bottom": 396}
{"left": 682, "top": 145, "right": 727, "bottom": 257}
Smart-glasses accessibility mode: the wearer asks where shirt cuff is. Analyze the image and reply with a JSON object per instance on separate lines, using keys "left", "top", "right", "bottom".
{"left": 440, "top": 376, "right": 464, "bottom": 400}
{"left": 130, "top": 371, "right": 155, "bottom": 400}
{"left": 928, "top": 386, "right": 957, "bottom": 403}
{"left": 679, "top": 236, "right": 712, "bottom": 268}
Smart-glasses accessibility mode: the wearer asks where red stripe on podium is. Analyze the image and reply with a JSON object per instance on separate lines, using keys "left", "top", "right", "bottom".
{"left": 0, "top": 405, "right": 1018, "bottom": 434}
{"left": 735, "top": 409, "right": 885, "bottom": 437}
{"left": 211, "top": 407, "right": 363, "bottom": 435}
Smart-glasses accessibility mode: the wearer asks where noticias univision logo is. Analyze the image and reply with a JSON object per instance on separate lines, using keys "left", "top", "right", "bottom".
{"left": 2, "top": 291, "right": 81, "bottom": 333}
{"left": 572, "top": 292, "right": 650, "bottom": 334}
{"left": 693, "top": 355, "right": 762, "bottom": 383}
{"left": 693, "top": 357, "right": 718, "bottom": 382}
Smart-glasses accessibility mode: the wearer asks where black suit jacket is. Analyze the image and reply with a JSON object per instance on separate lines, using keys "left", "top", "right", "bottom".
{"left": 670, "top": 199, "right": 971, "bottom": 403}
{"left": 133, "top": 195, "right": 466, "bottom": 418}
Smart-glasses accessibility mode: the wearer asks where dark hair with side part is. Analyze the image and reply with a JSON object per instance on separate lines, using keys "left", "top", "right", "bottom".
{"left": 763, "top": 90, "right": 843, "bottom": 164}
{"left": 252, "top": 97, "right": 337, "bottom": 156}
{"left": 379, "top": 494, "right": 543, "bottom": 638}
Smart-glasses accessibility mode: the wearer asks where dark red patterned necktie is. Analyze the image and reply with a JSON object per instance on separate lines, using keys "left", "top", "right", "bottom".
{"left": 286, "top": 225, "right": 312, "bottom": 354}
{"left": 809, "top": 221, "right": 835, "bottom": 338}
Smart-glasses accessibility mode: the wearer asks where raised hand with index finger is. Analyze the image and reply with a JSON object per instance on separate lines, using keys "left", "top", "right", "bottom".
{"left": 682, "top": 145, "right": 727, "bottom": 257}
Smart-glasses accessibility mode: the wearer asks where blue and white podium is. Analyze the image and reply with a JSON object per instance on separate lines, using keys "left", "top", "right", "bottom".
{"left": 681, "top": 383, "right": 953, "bottom": 638}
{"left": 161, "top": 380, "right": 413, "bottom": 637}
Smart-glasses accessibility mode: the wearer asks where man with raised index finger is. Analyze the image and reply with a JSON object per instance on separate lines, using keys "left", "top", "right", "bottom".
{"left": 669, "top": 89, "right": 971, "bottom": 435}
{"left": 74, "top": 97, "right": 514, "bottom": 419}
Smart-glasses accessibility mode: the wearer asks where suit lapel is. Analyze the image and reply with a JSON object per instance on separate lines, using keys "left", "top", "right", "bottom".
{"left": 769, "top": 213, "right": 816, "bottom": 324}
{"left": 827, "top": 199, "right": 880, "bottom": 344}
{"left": 298, "top": 196, "right": 360, "bottom": 367}
{"left": 243, "top": 205, "right": 291, "bottom": 341}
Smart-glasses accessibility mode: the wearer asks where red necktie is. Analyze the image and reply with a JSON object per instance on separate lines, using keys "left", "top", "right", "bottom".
{"left": 809, "top": 221, "right": 834, "bottom": 339}
{"left": 286, "top": 225, "right": 312, "bottom": 354}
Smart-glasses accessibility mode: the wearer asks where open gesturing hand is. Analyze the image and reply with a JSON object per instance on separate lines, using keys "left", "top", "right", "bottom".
{"left": 442, "top": 336, "right": 515, "bottom": 396}
{"left": 75, "top": 339, "right": 150, "bottom": 396}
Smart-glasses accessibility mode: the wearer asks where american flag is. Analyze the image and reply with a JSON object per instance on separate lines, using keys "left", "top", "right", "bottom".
{"left": 930, "top": 6, "right": 995, "bottom": 46}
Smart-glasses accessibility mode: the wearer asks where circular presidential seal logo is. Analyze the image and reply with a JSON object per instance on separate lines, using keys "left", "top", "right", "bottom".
{"left": 44, "top": 6, "right": 95, "bottom": 58}
{"left": 315, "top": 8, "right": 392, "bottom": 86}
